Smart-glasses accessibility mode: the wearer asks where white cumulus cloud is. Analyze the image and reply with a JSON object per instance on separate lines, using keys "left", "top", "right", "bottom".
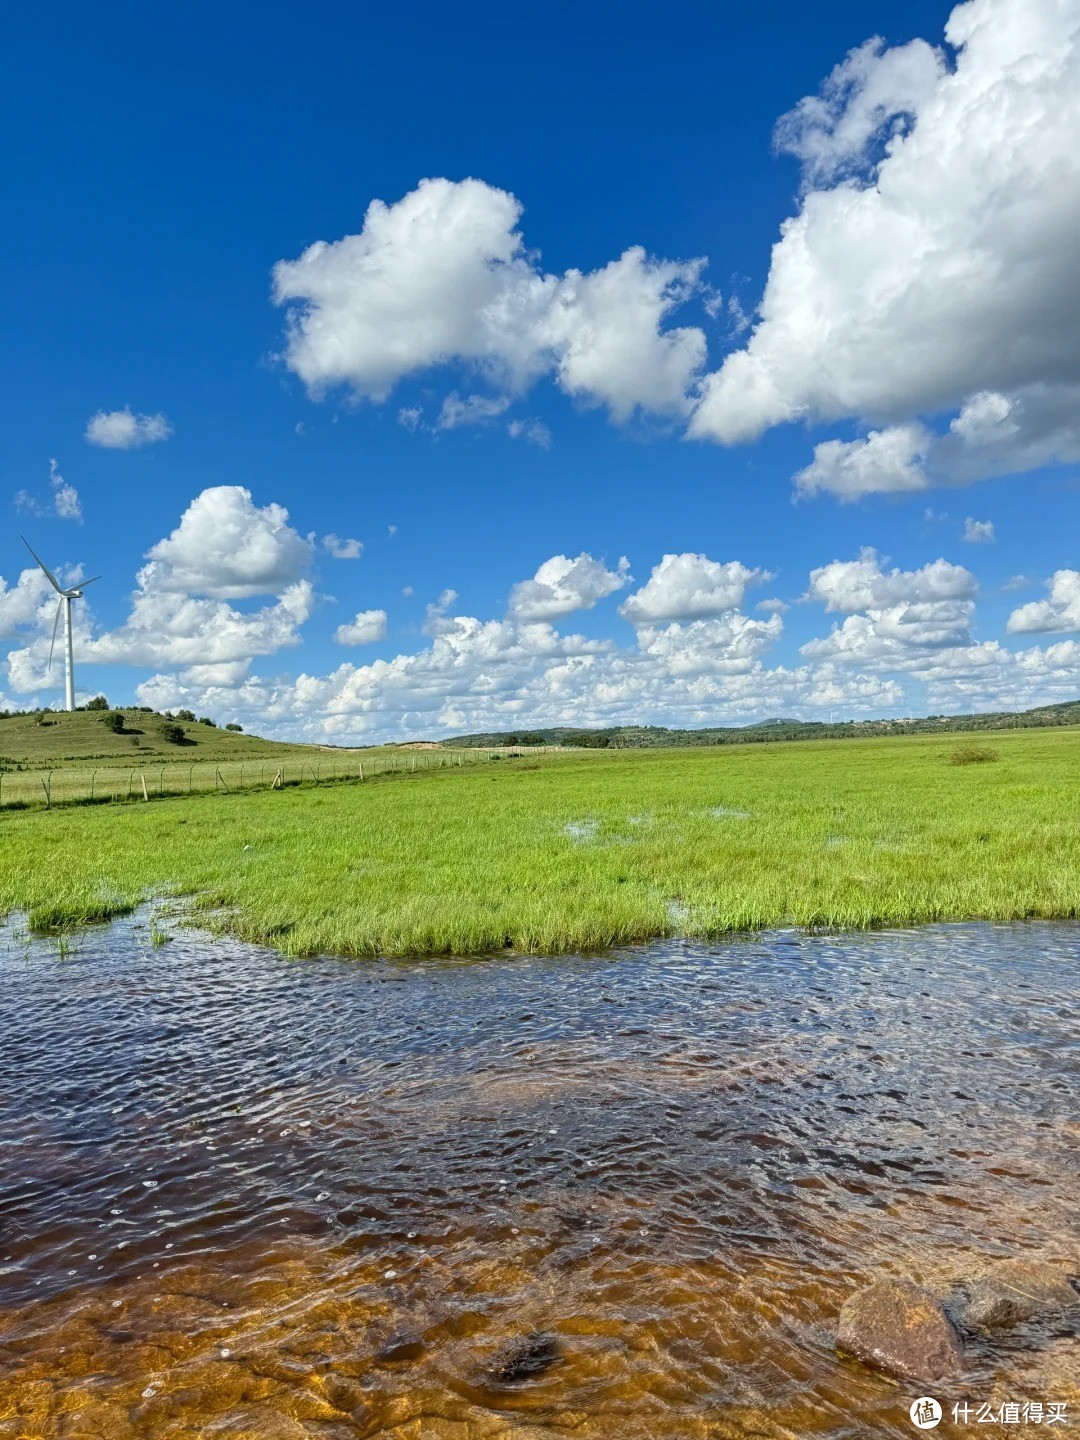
{"left": 803, "top": 548, "right": 978, "bottom": 661}
{"left": 141, "top": 486, "right": 314, "bottom": 599}
{"left": 619, "top": 554, "right": 769, "bottom": 626}
{"left": 509, "top": 553, "right": 631, "bottom": 622}
{"left": 273, "top": 176, "right": 706, "bottom": 423}
{"left": 690, "top": 0, "right": 1080, "bottom": 497}
{"left": 1007, "top": 571, "right": 1080, "bottom": 634}
{"left": 334, "top": 608, "right": 388, "bottom": 645}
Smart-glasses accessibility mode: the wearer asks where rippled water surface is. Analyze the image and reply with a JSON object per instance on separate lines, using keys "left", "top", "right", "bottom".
{"left": 0, "top": 915, "right": 1077, "bottom": 1438}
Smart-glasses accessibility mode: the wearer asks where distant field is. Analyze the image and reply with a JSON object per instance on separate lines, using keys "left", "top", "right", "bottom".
{"left": 2, "top": 727, "right": 1078, "bottom": 956}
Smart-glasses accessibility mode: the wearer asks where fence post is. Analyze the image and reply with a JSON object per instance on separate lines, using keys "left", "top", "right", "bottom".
{"left": 141, "top": 773, "right": 149, "bottom": 802}
{"left": 90, "top": 769, "right": 98, "bottom": 802}
{"left": 158, "top": 767, "right": 165, "bottom": 796}
{"left": 240, "top": 766, "right": 245, "bottom": 790}
{"left": 189, "top": 765, "right": 194, "bottom": 793}
{"left": 128, "top": 771, "right": 134, "bottom": 800}
{"left": 216, "top": 768, "right": 230, "bottom": 792}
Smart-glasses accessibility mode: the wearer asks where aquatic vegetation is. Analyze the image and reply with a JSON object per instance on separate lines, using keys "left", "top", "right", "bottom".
{"left": 1, "top": 729, "right": 1079, "bottom": 956}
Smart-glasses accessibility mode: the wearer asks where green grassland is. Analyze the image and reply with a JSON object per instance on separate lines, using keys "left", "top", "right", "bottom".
{"left": 1, "top": 726, "right": 1078, "bottom": 956}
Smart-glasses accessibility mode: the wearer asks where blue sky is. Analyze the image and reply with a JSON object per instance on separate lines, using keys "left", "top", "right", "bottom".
{"left": 2, "top": 0, "right": 1079, "bottom": 740}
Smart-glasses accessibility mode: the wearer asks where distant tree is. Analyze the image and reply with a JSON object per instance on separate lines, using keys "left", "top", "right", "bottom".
{"left": 199, "top": 716, "right": 217, "bottom": 727}
{"left": 102, "top": 712, "right": 125, "bottom": 734}
{"left": 161, "top": 723, "right": 186, "bottom": 745}
{"left": 225, "top": 722, "right": 243, "bottom": 732}
{"left": 177, "top": 709, "right": 196, "bottom": 722}
{"left": 85, "top": 695, "right": 110, "bottom": 711}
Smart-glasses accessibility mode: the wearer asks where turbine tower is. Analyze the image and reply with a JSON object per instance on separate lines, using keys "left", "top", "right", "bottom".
{"left": 22, "top": 537, "right": 100, "bottom": 713}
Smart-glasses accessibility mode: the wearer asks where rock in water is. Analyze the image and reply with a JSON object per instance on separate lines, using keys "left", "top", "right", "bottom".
{"left": 486, "top": 1331, "right": 559, "bottom": 1385}
{"left": 963, "top": 1258, "right": 1079, "bottom": 1329}
{"left": 837, "top": 1279, "right": 964, "bottom": 1382}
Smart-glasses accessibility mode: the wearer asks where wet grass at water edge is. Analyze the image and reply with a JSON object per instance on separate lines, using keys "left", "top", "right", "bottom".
{"left": 1, "top": 728, "right": 1079, "bottom": 956}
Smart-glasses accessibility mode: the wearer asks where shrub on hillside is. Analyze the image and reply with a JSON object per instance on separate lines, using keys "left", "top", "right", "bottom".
{"left": 161, "top": 723, "right": 186, "bottom": 745}
{"left": 102, "top": 712, "right": 125, "bottom": 734}
{"left": 85, "top": 695, "right": 110, "bottom": 710}
{"left": 199, "top": 716, "right": 217, "bottom": 727}
{"left": 177, "top": 709, "right": 196, "bottom": 722}
{"left": 225, "top": 722, "right": 243, "bottom": 732}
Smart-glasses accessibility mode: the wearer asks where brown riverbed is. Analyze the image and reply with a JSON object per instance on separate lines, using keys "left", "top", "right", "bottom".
{"left": 0, "top": 915, "right": 1076, "bottom": 1438}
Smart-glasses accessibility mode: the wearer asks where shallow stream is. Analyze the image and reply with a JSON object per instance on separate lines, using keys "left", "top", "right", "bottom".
{"left": 0, "top": 915, "right": 1076, "bottom": 1437}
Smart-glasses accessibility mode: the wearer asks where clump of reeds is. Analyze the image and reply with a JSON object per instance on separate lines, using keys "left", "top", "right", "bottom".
{"left": 950, "top": 746, "right": 999, "bottom": 766}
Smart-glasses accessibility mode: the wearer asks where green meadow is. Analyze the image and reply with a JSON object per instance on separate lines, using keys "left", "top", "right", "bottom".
{"left": 2, "top": 727, "right": 1078, "bottom": 956}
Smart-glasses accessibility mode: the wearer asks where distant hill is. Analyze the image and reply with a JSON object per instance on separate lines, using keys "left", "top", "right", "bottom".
{"left": 0, "top": 706, "right": 307, "bottom": 770}
{"left": 444, "top": 699, "right": 1080, "bottom": 749}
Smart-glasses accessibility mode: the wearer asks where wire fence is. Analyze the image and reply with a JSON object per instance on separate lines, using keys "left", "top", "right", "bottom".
{"left": 0, "top": 745, "right": 564, "bottom": 812}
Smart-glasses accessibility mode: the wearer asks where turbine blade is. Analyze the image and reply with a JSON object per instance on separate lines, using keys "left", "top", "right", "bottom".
{"left": 77, "top": 575, "right": 102, "bottom": 589}
{"left": 48, "top": 598, "right": 63, "bottom": 671}
{"left": 21, "top": 536, "right": 63, "bottom": 594}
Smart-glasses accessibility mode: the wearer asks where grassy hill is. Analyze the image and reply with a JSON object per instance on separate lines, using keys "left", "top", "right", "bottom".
{"left": 445, "top": 698, "right": 1080, "bottom": 749}
{"left": 0, "top": 708, "right": 323, "bottom": 770}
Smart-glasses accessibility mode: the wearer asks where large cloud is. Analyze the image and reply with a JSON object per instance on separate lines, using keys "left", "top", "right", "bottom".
{"left": 1007, "top": 571, "right": 1080, "bottom": 634}
{"left": 273, "top": 177, "right": 706, "bottom": 422}
{"left": 0, "top": 567, "right": 58, "bottom": 638}
{"left": 508, "top": 553, "right": 631, "bottom": 622}
{"left": 2, "top": 489, "right": 317, "bottom": 696}
{"left": 620, "top": 554, "right": 768, "bottom": 625}
{"left": 803, "top": 549, "right": 977, "bottom": 661}
{"left": 141, "top": 486, "right": 314, "bottom": 599}
{"left": 690, "top": 0, "right": 1080, "bottom": 493}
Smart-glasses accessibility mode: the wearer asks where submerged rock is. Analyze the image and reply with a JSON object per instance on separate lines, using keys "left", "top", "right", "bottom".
{"left": 963, "top": 1258, "right": 1079, "bottom": 1330}
{"left": 837, "top": 1279, "right": 964, "bottom": 1382}
{"left": 375, "top": 1328, "right": 425, "bottom": 1363}
{"left": 485, "top": 1330, "right": 560, "bottom": 1385}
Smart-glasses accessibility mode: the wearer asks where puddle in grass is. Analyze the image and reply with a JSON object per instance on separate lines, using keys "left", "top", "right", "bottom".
{"left": 0, "top": 914, "right": 1077, "bottom": 1438}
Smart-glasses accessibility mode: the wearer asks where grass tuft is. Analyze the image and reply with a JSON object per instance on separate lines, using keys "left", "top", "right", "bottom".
{"left": 950, "top": 746, "right": 1000, "bottom": 766}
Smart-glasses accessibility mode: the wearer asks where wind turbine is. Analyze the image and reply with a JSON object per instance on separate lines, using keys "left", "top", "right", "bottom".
{"left": 22, "top": 537, "right": 100, "bottom": 712}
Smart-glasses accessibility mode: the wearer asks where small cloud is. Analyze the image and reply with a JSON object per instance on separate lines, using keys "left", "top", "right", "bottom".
{"left": 49, "top": 459, "right": 82, "bottom": 522}
{"left": 13, "top": 490, "right": 40, "bottom": 514}
{"left": 437, "top": 391, "right": 511, "bottom": 430}
{"left": 323, "top": 533, "right": 363, "bottom": 560}
{"left": 962, "top": 516, "right": 995, "bottom": 544}
{"left": 294, "top": 421, "right": 306, "bottom": 435}
{"left": 397, "top": 406, "right": 423, "bottom": 432}
{"left": 85, "top": 407, "right": 172, "bottom": 449}
{"left": 923, "top": 506, "right": 949, "bottom": 523}
{"left": 757, "top": 597, "right": 789, "bottom": 615}
{"left": 507, "top": 418, "right": 552, "bottom": 449}
{"left": 423, "top": 587, "right": 459, "bottom": 636}
{"left": 334, "top": 608, "right": 387, "bottom": 645}
{"left": 726, "top": 295, "right": 751, "bottom": 334}
{"left": 401, "top": 585, "right": 414, "bottom": 597}
{"left": 388, "top": 524, "right": 398, "bottom": 538}
{"left": 1002, "top": 574, "right": 1032, "bottom": 592}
